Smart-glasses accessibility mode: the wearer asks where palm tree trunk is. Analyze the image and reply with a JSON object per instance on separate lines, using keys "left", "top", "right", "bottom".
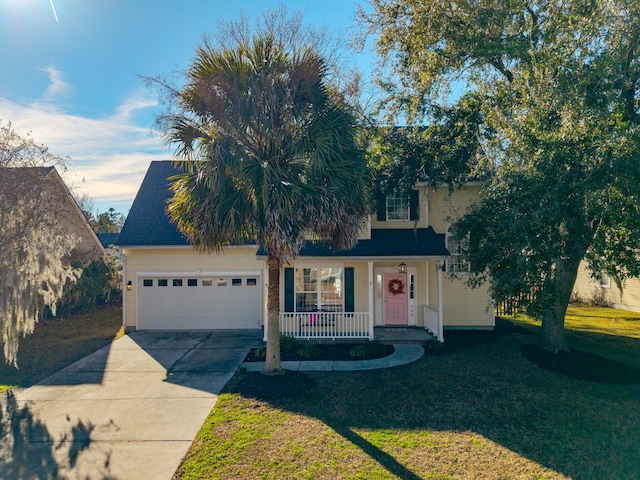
{"left": 263, "top": 253, "right": 283, "bottom": 374}
{"left": 541, "top": 256, "right": 582, "bottom": 354}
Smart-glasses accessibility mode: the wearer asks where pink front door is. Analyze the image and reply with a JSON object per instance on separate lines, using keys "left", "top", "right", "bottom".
{"left": 384, "top": 273, "right": 408, "bottom": 325}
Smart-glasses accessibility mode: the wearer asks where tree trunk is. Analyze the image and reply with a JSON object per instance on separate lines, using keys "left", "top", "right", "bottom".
{"left": 540, "top": 255, "right": 582, "bottom": 354}
{"left": 263, "top": 254, "right": 283, "bottom": 375}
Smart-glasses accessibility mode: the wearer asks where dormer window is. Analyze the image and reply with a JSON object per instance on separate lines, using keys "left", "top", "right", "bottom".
{"left": 386, "top": 192, "right": 410, "bottom": 221}
{"left": 376, "top": 189, "right": 419, "bottom": 222}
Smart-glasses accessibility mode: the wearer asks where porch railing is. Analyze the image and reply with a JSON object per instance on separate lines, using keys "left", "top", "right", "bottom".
{"left": 424, "top": 306, "right": 444, "bottom": 342}
{"left": 279, "top": 312, "right": 372, "bottom": 340}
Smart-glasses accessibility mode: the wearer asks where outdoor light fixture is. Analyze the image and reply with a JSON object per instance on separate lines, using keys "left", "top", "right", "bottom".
{"left": 398, "top": 262, "right": 407, "bottom": 274}
{"left": 126, "top": 281, "right": 132, "bottom": 291}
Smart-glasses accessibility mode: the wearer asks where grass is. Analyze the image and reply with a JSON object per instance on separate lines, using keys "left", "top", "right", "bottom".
{"left": 0, "top": 306, "right": 123, "bottom": 390}
{"left": 510, "top": 304, "right": 640, "bottom": 369}
{"left": 174, "top": 305, "right": 640, "bottom": 480}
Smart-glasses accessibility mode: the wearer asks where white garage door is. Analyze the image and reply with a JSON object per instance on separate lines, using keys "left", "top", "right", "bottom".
{"left": 137, "top": 275, "right": 261, "bottom": 329}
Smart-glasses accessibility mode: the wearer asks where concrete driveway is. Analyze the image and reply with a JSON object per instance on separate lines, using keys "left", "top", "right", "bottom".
{"left": 0, "top": 330, "right": 262, "bottom": 480}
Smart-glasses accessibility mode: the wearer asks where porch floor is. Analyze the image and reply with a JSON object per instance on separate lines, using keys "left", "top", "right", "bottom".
{"left": 374, "top": 327, "right": 437, "bottom": 344}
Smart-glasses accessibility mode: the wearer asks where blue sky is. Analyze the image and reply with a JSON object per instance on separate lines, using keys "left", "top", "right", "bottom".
{"left": 1, "top": 0, "right": 373, "bottom": 214}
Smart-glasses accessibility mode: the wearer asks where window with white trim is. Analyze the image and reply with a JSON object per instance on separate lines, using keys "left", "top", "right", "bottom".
{"left": 446, "top": 225, "right": 470, "bottom": 274}
{"left": 294, "top": 267, "right": 343, "bottom": 312}
{"left": 599, "top": 272, "right": 611, "bottom": 288}
{"left": 386, "top": 192, "right": 410, "bottom": 221}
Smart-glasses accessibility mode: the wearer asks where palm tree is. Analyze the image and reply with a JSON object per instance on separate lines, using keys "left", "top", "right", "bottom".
{"left": 158, "top": 33, "right": 369, "bottom": 373}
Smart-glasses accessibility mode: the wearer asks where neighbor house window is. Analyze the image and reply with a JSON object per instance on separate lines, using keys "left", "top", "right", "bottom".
{"left": 446, "top": 225, "right": 470, "bottom": 274}
{"left": 599, "top": 272, "right": 611, "bottom": 288}
{"left": 386, "top": 192, "right": 410, "bottom": 221}
{"left": 294, "top": 267, "right": 343, "bottom": 312}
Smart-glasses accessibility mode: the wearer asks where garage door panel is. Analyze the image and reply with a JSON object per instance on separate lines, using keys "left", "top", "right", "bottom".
{"left": 138, "top": 276, "right": 261, "bottom": 330}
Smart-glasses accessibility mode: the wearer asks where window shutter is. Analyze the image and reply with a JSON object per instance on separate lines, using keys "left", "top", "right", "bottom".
{"left": 345, "top": 267, "right": 355, "bottom": 312}
{"left": 376, "top": 193, "right": 387, "bottom": 221}
{"left": 284, "top": 268, "right": 294, "bottom": 312}
{"left": 410, "top": 190, "right": 419, "bottom": 221}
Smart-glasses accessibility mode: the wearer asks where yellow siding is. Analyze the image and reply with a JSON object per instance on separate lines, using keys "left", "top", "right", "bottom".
{"left": 123, "top": 247, "right": 265, "bottom": 328}
{"left": 573, "top": 261, "right": 640, "bottom": 313}
{"left": 428, "top": 262, "right": 493, "bottom": 327}
{"left": 427, "top": 184, "right": 482, "bottom": 234}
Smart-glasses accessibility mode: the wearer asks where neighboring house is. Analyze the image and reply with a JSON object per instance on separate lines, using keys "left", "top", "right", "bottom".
{"left": 0, "top": 166, "right": 104, "bottom": 265}
{"left": 573, "top": 262, "right": 640, "bottom": 313}
{"left": 117, "top": 161, "right": 493, "bottom": 341}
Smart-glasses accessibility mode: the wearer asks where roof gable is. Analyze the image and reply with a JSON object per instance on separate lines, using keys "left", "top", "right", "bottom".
{"left": 117, "top": 161, "right": 189, "bottom": 246}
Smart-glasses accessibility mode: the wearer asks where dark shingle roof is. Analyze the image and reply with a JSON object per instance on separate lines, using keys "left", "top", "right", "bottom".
{"left": 258, "top": 228, "right": 448, "bottom": 258}
{"left": 118, "top": 161, "right": 449, "bottom": 257}
{"left": 116, "top": 161, "right": 189, "bottom": 246}
{"left": 96, "top": 232, "right": 120, "bottom": 248}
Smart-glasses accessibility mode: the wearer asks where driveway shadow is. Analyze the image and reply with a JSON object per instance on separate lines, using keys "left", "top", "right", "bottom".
{"left": 0, "top": 391, "right": 117, "bottom": 479}
{"left": 125, "top": 329, "right": 263, "bottom": 395}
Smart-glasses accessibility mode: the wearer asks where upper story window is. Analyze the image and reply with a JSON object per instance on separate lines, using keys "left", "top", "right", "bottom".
{"left": 386, "top": 192, "right": 410, "bottom": 221}
{"left": 446, "top": 225, "right": 470, "bottom": 274}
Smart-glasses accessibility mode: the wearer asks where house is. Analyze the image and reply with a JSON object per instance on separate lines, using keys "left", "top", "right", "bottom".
{"left": 0, "top": 166, "right": 104, "bottom": 265}
{"left": 116, "top": 161, "right": 494, "bottom": 341}
{"left": 572, "top": 262, "right": 640, "bottom": 313}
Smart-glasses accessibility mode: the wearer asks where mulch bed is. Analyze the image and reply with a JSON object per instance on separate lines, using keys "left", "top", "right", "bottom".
{"left": 521, "top": 344, "right": 640, "bottom": 384}
{"left": 244, "top": 343, "right": 394, "bottom": 362}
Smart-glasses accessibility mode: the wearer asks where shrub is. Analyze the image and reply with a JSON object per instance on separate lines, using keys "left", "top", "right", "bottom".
{"left": 279, "top": 334, "right": 300, "bottom": 353}
{"left": 423, "top": 340, "right": 443, "bottom": 354}
{"left": 349, "top": 345, "right": 368, "bottom": 359}
{"left": 296, "top": 344, "right": 322, "bottom": 359}
{"left": 58, "top": 256, "right": 122, "bottom": 315}
{"left": 253, "top": 347, "right": 267, "bottom": 360}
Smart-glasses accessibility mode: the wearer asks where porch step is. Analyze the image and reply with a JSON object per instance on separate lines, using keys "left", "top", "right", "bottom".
{"left": 374, "top": 327, "right": 436, "bottom": 344}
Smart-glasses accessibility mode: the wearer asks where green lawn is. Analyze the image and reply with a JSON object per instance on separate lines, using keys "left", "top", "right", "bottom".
{"left": 174, "top": 305, "right": 640, "bottom": 479}
{"left": 511, "top": 304, "right": 640, "bottom": 369}
{"left": 0, "top": 306, "right": 123, "bottom": 390}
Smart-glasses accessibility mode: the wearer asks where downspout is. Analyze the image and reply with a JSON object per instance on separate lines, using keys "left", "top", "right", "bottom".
{"left": 368, "top": 261, "right": 374, "bottom": 340}
{"left": 437, "top": 260, "right": 444, "bottom": 342}
{"left": 121, "top": 251, "right": 127, "bottom": 331}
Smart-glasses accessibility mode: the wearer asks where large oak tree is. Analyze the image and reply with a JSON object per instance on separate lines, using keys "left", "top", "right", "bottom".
{"left": 362, "top": 0, "right": 640, "bottom": 352}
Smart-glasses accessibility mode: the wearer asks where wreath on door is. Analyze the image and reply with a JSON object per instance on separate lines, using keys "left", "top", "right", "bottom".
{"left": 388, "top": 278, "right": 405, "bottom": 296}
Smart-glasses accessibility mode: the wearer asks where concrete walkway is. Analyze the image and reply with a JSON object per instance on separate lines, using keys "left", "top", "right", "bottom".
{"left": 0, "top": 330, "right": 262, "bottom": 480}
{"left": 242, "top": 344, "right": 424, "bottom": 372}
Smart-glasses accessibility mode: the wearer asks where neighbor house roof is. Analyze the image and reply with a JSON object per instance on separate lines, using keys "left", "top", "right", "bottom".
{"left": 118, "top": 160, "right": 449, "bottom": 258}
{"left": 0, "top": 166, "right": 104, "bottom": 263}
{"left": 117, "top": 161, "right": 189, "bottom": 246}
{"left": 96, "top": 232, "right": 120, "bottom": 248}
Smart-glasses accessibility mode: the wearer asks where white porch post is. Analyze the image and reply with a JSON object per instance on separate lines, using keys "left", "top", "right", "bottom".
{"left": 437, "top": 260, "right": 444, "bottom": 342}
{"left": 368, "top": 261, "right": 374, "bottom": 339}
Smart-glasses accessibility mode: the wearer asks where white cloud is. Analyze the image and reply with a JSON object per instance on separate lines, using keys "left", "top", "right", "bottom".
{"left": 41, "top": 66, "right": 71, "bottom": 101}
{"left": 0, "top": 80, "right": 170, "bottom": 214}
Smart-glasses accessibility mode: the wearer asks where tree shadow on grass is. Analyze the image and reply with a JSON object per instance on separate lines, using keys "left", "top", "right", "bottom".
{"left": 225, "top": 331, "right": 640, "bottom": 479}
{"left": 0, "top": 391, "right": 117, "bottom": 479}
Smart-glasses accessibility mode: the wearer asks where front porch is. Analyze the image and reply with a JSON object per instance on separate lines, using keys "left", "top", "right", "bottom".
{"left": 273, "top": 259, "right": 448, "bottom": 343}
{"left": 276, "top": 307, "right": 443, "bottom": 343}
